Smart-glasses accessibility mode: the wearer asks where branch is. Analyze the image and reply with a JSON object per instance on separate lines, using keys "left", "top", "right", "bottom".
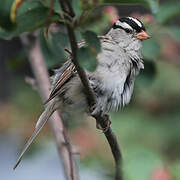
{"left": 59, "top": 0, "right": 96, "bottom": 107}
{"left": 59, "top": 1, "right": 123, "bottom": 179}
{"left": 20, "top": 34, "right": 78, "bottom": 180}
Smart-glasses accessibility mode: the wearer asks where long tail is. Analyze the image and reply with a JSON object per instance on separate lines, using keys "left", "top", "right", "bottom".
{"left": 13, "top": 99, "right": 58, "bottom": 170}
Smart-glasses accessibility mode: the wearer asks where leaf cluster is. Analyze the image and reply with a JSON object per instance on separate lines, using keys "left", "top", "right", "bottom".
{"left": 0, "top": 0, "right": 179, "bottom": 82}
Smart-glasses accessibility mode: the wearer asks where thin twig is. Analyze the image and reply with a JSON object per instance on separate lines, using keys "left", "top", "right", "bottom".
{"left": 62, "top": 127, "right": 75, "bottom": 180}
{"left": 45, "top": 0, "right": 55, "bottom": 37}
{"left": 95, "top": 115, "right": 123, "bottom": 180}
{"left": 58, "top": 1, "right": 123, "bottom": 179}
{"left": 66, "top": 0, "right": 75, "bottom": 17}
{"left": 20, "top": 34, "right": 78, "bottom": 180}
{"left": 59, "top": 0, "right": 96, "bottom": 107}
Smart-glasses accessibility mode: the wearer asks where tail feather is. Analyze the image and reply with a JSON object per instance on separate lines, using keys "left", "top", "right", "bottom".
{"left": 13, "top": 100, "right": 57, "bottom": 170}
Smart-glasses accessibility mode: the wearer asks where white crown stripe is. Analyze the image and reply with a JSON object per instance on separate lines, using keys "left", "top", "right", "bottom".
{"left": 115, "top": 20, "right": 133, "bottom": 30}
{"left": 127, "top": 17, "right": 142, "bottom": 27}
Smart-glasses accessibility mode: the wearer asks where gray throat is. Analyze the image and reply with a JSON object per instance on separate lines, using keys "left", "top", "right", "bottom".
{"left": 106, "top": 30, "right": 144, "bottom": 70}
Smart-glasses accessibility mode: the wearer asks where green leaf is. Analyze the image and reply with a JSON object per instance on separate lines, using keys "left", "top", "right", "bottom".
{"left": 168, "top": 26, "right": 180, "bottom": 42}
{"left": 102, "top": 0, "right": 159, "bottom": 14}
{"left": 39, "top": 29, "right": 67, "bottom": 68}
{"left": 0, "top": 0, "right": 15, "bottom": 29}
{"left": 16, "top": 1, "right": 59, "bottom": 32}
{"left": 156, "top": 1, "right": 180, "bottom": 24}
{"left": 40, "top": 30, "right": 58, "bottom": 68}
{"left": 141, "top": 38, "right": 161, "bottom": 60}
{"left": 0, "top": 27, "right": 12, "bottom": 40}
{"left": 46, "top": 29, "right": 69, "bottom": 60}
{"left": 40, "top": 0, "right": 62, "bottom": 15}
{"left": 77, "top": 47, "right": 98, "bottom": 72}
{"left": 136, "top": 60, "right": 156, "bottom": 87}
{"left": 72, "top": 0, "right": 82, "bottom": 18}
{"left": 0, "top": 1, "right": 59, "bottom": 40}
{"left": 82, "top": 30, "right": 101, "bottom": 53}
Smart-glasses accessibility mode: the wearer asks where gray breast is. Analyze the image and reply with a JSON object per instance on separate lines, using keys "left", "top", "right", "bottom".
{"left": 90, "top": 58, "right": 141, "bottom": 114}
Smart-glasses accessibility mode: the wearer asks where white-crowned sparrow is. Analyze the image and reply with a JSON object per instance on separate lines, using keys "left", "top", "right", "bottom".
{"left": 14, "top": 16, "right": 150, "bottom": 169}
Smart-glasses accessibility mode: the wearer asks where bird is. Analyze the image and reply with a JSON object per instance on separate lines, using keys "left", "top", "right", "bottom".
{"left": 13, "top": 16, "right": 150, "bottom": 169}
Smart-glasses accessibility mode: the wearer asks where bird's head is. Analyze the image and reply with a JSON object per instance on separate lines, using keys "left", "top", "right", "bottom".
{"left": 108, "top": 16, "right": 150, "bottom": 48}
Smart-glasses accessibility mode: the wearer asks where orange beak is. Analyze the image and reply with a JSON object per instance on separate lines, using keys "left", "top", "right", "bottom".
{"left": 134, "top": 30, "right": 150, "bottom": 40}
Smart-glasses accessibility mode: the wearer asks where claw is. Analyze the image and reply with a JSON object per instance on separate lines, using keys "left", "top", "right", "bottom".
{"left": 95, "top": 115, "right": 111, "bottom": 133}
{"left": 89, "top": 107, "right": 111, "bottom": 133}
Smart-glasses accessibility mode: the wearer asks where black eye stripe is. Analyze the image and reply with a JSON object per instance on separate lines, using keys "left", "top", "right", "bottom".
{"left": 124, "top": 28, "right": 132, "bottom": 33}
{"left": 113, "top": 23, "right": 124, "bottom": 30}
{"left": 112, "top": 24, "right": 133, "bottom": 34}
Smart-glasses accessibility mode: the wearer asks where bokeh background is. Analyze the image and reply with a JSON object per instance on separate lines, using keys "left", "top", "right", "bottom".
{"left": 0, "top": 0, "right": 180, "bottom": 179}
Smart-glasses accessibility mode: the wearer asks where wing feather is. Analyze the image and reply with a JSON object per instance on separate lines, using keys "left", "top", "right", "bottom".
{"left": 44, "top": 61, "right": 76, "bottom": 104}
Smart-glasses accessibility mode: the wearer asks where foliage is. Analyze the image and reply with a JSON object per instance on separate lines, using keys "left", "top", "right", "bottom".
{"left": 156, "top": 1, "right": 180, "bottom": 24}
{"left": 0, "top": 0, "right": 179, "bottom": 72}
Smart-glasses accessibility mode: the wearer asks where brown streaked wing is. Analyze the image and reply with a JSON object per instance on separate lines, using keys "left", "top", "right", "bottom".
{"left": 44, "top": 63, "right": 76, "bottom": 104}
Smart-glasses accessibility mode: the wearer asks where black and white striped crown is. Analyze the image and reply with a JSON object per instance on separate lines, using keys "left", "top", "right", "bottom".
{"left": 113, "top": 17, "right": 146, "bottom": 33}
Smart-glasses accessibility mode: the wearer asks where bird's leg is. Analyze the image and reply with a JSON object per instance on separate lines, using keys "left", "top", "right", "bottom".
{"left": 96, "top": 114, "right": 111, "bottom": 132}
{"left": 89, "top": 106, "right": 111, "bottom": 132}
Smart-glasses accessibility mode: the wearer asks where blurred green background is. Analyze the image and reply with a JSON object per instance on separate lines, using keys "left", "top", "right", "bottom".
{"left": 0, "top": 0, "right": 180, "bottom": 179}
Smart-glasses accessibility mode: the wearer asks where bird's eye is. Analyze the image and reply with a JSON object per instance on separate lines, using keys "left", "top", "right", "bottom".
{"left": 124, "top": 29, "right": 132, "bottom": 33}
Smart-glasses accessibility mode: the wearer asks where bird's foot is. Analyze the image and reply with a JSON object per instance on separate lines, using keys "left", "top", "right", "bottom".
{"left": 89, "top": 106, "right": 111, "bottom": 132}
{"left": 96, "top": 114, "right": 111, "bottom": 133}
